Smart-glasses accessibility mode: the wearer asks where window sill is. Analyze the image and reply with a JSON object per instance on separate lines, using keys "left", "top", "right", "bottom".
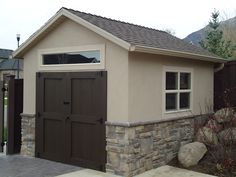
{"left": 163, "top": 109, "right": 193, "bottom": 119}
{"left": 165, "top": 108, "right": 191, "bottom": 114}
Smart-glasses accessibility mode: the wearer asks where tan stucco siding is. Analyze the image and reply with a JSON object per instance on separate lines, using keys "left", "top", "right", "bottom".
{"left": 128, "top": 52, "right": 214, "bottom": 123}
{"left": 22, "top": 18, "right": 129, "bottom": 122}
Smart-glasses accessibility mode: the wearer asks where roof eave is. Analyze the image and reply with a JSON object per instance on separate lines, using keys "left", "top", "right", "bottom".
{"left": 13, "top": 8, "right": 131, "bottom": 59}
{"left": 13, "top": 9, "right": 67, "bottom": 59}
{"left": 130, "top": 45, "right": 227, "bottom": 63}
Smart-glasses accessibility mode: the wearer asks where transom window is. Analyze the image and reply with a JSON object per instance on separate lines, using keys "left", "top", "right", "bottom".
{"left": 43, "top": 50, "right": 100, "bottom": 65}
{"left": 165, "top": 70, "right": 192, "bottom": 112}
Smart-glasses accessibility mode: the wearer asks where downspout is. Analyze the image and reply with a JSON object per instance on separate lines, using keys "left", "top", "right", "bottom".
{"left": 214, "top": 63, "right": 225, "bottom": 73}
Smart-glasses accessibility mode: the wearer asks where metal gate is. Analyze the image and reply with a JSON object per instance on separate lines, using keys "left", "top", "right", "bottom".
{"left": 36, "top": 71, "right": 107, "bottom": 171}
{"left": 0, "top": 76, "right": 23, "bottom": 154}
{"left": 7, "top": 77, "right": 23, "bottom": 154}
{"left": 0, "top": 81, "right": 4, "bottom": 152}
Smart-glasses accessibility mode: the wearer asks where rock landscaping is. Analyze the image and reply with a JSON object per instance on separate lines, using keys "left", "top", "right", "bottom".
{"left": 170, "top": 108, "right": 236, "bottom": 177}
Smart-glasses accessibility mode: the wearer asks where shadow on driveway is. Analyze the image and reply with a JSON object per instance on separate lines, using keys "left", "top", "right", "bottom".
{"left": 0, "top": 154, "right": 82, "bottom": 177}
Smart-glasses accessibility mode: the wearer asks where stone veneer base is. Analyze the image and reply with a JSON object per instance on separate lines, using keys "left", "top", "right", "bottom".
{"left": 20, "top": 112, "right": 208, "bottom": 177}
{"left": 106, "top": 115, "right": 208, "bottom": 177}
{"left": 21, "top": 113, "right": 36, "bottom": 156}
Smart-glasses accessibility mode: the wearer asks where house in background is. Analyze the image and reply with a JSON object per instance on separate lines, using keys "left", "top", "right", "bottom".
{"left": 13, "top": 7, "right": 226, "bottom": 177}
{"left": 0, "top": 48, "right": 23, "bottom": 80}
{"left": 0, "top": 48, "right": 13, "bottom": 61}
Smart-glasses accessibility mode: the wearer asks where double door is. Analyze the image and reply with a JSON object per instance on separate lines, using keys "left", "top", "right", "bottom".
{"left": 36, "top": 71, "right": 107, "bottom": 171}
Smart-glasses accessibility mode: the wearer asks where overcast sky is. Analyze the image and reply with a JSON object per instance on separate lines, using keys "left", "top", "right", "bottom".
{"left": 1, "top": 0, "right": 235, "bottom": 50}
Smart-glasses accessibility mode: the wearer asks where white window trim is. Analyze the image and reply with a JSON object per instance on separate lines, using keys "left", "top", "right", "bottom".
{"left": 162, "top": 66, "right": 193, "bottom": 115}
{"left": 37, "top": 44, "right": 105, "bottom": 71}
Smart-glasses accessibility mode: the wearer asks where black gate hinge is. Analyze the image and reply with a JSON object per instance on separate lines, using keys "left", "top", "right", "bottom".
{"left": 37, "top": 112, "right": 41, "bottom": 117}
{"left": 96, "top": 118, "right": 104, "bottom": 124}
{"left": 1, "top": 87, "right": 7, "bottom": 92}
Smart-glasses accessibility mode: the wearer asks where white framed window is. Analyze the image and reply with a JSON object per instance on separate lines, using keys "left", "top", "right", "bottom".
{"left": 38, "top": 44, "right": 105, "bottom": 71}
{"left": 164, "top": 67, "right": 193, "bottom": 113}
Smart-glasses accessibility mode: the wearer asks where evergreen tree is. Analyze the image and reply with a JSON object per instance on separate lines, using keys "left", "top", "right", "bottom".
{"left": 200, "top": 10, "right": 234, "bottom": 59}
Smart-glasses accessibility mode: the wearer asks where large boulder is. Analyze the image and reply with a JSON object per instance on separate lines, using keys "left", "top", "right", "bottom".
{"left": 196, "top": 127, "right": 218, "bottom": 145}
{"left": 206, "top": 119, "right": 223, "bottom": 133}
{"left": 218, "top": 127, "right": 236, "bottom": 144}
{"left": 214, "top": 108, "right": 235, "bottom": 123}
{"left": 178, "top": 142, "right": 207, "bottom": 167}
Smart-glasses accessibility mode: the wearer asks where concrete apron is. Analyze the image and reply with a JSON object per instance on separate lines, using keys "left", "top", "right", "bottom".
{"left": 56, "top": 165, "right": 217, "bottom": 177}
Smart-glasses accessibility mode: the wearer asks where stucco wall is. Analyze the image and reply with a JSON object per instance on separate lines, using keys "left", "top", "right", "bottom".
{"left": 23, "top": 18, "right": 129, "bottom": 122}
{"left": 22, "top": 18, "right": 214, "bottom": 125}
{"left": 128, "top": 52, "right": 214, "bottom": 123}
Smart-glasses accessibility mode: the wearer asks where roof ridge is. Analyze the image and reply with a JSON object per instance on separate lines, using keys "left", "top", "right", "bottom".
{"left": 63, "top": 7, "right": 168, "bottom": 34}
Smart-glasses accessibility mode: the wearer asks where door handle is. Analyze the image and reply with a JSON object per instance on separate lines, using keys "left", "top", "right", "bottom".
{"left": 66, "top": 116, "right": 70, "bottom": 120}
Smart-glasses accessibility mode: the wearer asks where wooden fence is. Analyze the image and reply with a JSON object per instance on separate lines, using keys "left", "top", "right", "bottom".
{"left": 214, "top": 60, "right": 236, "bottom": 110}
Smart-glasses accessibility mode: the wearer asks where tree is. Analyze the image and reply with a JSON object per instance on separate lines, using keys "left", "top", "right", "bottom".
{"left": 200, "top": 10, "right": 234, "bottom": 59}
{"left": 163, "top": 28, "right": 176, "bottom": 36}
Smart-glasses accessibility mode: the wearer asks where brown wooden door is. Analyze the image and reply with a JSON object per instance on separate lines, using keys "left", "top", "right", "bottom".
{"left": 36, "top": 72, "right": 67, "bottom": 162}
{"left": 36, "top": 71, "right": 107, "bottom": 171}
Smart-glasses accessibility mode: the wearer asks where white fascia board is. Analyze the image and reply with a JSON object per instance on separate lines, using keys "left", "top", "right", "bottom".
{"left": 13, "top": 8, "right": 131, "bottom": 58}
{"left": 130, "top": 45, "right": 228, "bottom": 63}
{"left": 13, "top": 9, "right": 66, "bottom": 58}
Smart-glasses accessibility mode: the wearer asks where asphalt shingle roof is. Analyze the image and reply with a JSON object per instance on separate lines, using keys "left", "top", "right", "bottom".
{"left": 0, "top": 59, "right": 23, "bottom": 70}
{"left": 0, "top": 48, "right": 13, "bottom": 59}
{"left": 66, "top": 8, "right": 217, "bottom": 58}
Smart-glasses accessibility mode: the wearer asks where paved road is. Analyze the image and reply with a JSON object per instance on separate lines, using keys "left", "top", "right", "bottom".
{"left": 0, "top": 154, "right": 82, "bottom": 177}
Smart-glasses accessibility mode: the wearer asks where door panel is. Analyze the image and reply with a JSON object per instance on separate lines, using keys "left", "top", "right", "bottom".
{"left": 71, "top": 78, "right": 95, "bottom": 115}
{"left": 36, "top": 71, "right": 107, "bottom": 171}
{"left": 44, "top": 78, "right": 65, "bottom": 113}
{"left": 36, "top": 73, "right": 67, "bottom": 162}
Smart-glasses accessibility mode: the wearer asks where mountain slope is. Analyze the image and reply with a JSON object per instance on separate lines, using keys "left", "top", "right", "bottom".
{"left": 184, "top": 16, "right": 236, "bottom": 46}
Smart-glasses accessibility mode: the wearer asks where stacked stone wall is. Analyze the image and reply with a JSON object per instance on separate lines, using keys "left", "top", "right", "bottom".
{"left": 21, "top": 114, "right": 35, "bottom": 156}
{"left": 106, "top": 117, "right": 195, "bottom": 176}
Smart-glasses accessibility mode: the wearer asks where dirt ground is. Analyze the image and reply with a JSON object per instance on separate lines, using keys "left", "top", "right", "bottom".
{"left": 168, "top": 148, "right": 236, "bottom": 177}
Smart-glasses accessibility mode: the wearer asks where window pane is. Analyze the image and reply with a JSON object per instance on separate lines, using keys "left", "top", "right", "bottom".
{"left": 180, "top": 92, "right": 190, "bottom": 109}
{"left": 180, "top": 73, "right": 191, "bottom": 89}
{"left": 43, "top": 50, "right": 100, "bottom": 65}
{"left": 166, "top": 72, "right": 178, "bottom": 90}
{"left": 166, "top": 93, "right": 177, "bottom": 111}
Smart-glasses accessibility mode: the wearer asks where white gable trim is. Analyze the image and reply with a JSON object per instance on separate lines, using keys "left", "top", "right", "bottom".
{"left": 13, "top": 8, "right": 131, "bottom": 58}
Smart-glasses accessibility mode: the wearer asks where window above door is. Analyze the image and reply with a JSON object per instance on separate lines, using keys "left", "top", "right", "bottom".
{"left": 38, "top": 44, "right": 105, "bottom": 71}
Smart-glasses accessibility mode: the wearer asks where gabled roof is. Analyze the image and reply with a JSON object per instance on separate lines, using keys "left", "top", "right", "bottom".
{"left": 0, "top": 48, "right": 13, "bottom": 59}
{"left": 13, "top": 7, "right": 227, "bottom": 63}
{"left": 0, "top": 59, "right": 23, "bottom": 70}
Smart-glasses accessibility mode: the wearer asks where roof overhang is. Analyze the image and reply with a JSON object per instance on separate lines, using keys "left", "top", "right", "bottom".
{"left": 13, "top": 8, "right": 131, "bottom": 59}
{"left": 130, "top": 45, "right": 227, "bottom": 63}
{"left": 13, "top": 8, "right": 227, "bottom": 64}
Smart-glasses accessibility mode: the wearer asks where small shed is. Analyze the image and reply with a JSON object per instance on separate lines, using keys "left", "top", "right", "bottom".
{"left": 13, "top": 7, "right": 226, "bottom": 176}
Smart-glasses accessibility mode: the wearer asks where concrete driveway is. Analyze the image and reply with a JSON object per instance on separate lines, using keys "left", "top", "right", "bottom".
{"left": 56, "top": 165, "right": 217, "bottom": 177}
{"left": 0, "top": 154, "right": 81, "bottom": 177}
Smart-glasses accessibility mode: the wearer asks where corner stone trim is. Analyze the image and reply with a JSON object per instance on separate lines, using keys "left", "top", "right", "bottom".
{"left": 21, "top": 113, "right": 36, "bottom": 156}
{"left": 106, "top": 118, "right": 195, "bottom": 177}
